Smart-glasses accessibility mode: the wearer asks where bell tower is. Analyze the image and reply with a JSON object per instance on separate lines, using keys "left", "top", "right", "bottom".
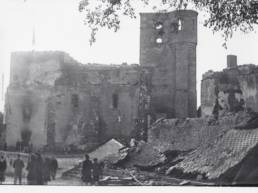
{"left": 140, "top": 10, "right": 198, "bottom": 118}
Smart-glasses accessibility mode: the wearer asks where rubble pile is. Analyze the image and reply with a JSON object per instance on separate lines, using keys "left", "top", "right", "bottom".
{"left": 167, "top": 128, "right": 258, "bottom": 179}
{"left": 148, "top": 111, "right": 258, "bottom": 182}
{"left": 120, "top": 140, "right": 166, "bottom": 169}
{"left": 62, "top": 111, "right": 258, "bottom": 185}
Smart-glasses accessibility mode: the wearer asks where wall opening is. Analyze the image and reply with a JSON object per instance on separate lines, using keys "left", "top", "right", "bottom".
{"left": 178, "top": 19, "right": 182, "bottom": 31}
{"left": 156, "top": 37, "right": 163, "bottom": 44}
{"left": 155, "top": 22, "right": 163, "bottom": 30}
{"left": 71, "top": 94, "right": 79, "bottom": 108}
{"left": 192, "top": 19, "right": 195, "bottom": 30}
{"left": 112, "top": 93, "right": 119, "bottom": 109}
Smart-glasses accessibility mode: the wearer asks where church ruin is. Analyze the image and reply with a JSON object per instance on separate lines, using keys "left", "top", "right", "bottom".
{"left": 3, "top": 10, "right": 198, "bottom": 151}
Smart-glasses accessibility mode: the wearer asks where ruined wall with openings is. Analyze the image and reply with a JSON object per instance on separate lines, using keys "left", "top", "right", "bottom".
{"left": 0, "top": 112, "right": 6, "bottom": 149}
{"left": 4, "top": 9, "right": 199, "bottom": 150}
{"left": 201, "top": 56, "right": 258, "bottom": 117}
{"left": 140, "top": 10, "right": 197, "bottom": 119}
{"left": 5, "top": 51, "right": 150, "bottom": 150}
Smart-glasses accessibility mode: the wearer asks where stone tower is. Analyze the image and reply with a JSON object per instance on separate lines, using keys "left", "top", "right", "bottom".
{"left": 140, "top": 10, "right": 197, "bottom": 118}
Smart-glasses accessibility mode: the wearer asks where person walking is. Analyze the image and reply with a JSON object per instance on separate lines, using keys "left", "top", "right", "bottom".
{"left": 13, "top": 154, "right": 25, "bottom": 185}
{"left": 92, "top": 158, "right": 102, "bottom": 185}
{"left": 50, "top": 156, "right": 58, "bottom": 180}
{"left": 81, "top": 154, "right": 92, "bottom": 185}
{"left": 0, "top": 155, "right": 7, "bottom": 184}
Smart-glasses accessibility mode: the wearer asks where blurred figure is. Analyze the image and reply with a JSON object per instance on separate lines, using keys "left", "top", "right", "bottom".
{"left": 0, "top": 155, "right": 7, "bottom": 184}
{"left": 35, "top": 153, "right": 44, "bottom": 185}
{"left": 81, "top": 154, "right": 92, "bottom": 185}
{"left": 50, "top": 156, "right": 58, "bottom": 180}
{"left": 13, "top": 154, "right": 25, "bottom": 185}
{"left": 3, "top": 142, "right": 7, "bottom": 151}
{"left": 9, "top": 159, "right": 13, "bottom": 167}
{"left": 43, "top": 157, "right": 51, "bottom": 184}
{"left": 92, "top": 158, "right": 102, "bottom": 185}
{"left": 26, "top": 154, "right": 37, "bottom": 185}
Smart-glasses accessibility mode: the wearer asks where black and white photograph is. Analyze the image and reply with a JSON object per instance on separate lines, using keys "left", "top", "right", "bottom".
{"left": 0, "top": 0, "right": 258, "bottom": 189}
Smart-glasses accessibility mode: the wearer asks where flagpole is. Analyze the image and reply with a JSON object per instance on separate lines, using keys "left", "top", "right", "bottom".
{"left": 32, "top": 24, "right": 36, "bottom": 51}
{"left": 1, "top": 73, "right": 4, "bottom": 101}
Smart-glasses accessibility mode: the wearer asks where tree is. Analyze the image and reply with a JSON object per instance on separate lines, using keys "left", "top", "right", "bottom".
{"left": 79, "top": 0, "right": 258, "bottom": 46}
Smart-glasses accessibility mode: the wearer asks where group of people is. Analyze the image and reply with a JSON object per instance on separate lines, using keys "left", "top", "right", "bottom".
{"left": 26, "top": 153, "right": 58, "bottom": 185}
{"left": 81, "top": 154, "right": 103, "bottom": 185}
{"left": 0, "top": 153, "right": 104, "bottom": 185}
{"left": 0, "top": 155, "right": 7, "bottom": 184}
{"left": 0, "top": 153, "right": 58, "bottom": 185}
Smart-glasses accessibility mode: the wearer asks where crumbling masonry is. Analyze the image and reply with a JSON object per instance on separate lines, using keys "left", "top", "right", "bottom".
{"left": 201, "top": 55, "right": 258, "bottom": 117}
{"left": 3, "top": 10, "right": 198, "bottom": 150}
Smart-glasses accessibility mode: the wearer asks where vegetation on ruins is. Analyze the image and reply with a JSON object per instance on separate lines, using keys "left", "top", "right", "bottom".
{"left": 78, "top": 0, "right": 258, "bottom": 46}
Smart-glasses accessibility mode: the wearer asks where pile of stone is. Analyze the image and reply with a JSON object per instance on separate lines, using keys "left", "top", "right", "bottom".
{"left": 148, "top": 111, "right": 258, "bottom": 184}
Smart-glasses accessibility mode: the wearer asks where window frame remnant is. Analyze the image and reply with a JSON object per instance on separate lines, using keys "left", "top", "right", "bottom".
{"left": 112, "top": 93, "right": 119, "bottom": 109}
{"left": 71, "top": 93, "right": 79, "bottom": 108}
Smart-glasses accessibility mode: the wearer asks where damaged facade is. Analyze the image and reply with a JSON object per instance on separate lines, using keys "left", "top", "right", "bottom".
{"left": 201, "top": 55, "right": 258, "bottom": 117}
{"left": 0, "top": 112, "right": 6, "bottom": 149}
{"left": 5, "top": 52, "right": 150, "bottom": 150}
{"left": 146, "top": 55, "right": 258, "bottom": 184}
{"left": 3, "top": 9, "right": 198, "bottom": 150}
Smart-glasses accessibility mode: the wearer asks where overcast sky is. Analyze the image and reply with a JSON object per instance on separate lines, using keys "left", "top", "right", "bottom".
{"left": 1, "top": 0, "right": 258, "bottom": 111}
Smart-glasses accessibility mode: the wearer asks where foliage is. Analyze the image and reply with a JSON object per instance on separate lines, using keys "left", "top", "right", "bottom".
{"left": 79, "top": 0, "right": 258, "bottom": 46}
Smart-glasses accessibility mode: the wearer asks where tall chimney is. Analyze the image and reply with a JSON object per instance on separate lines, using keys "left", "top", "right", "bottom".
{"left": 227, "top": 55, "right": 237, "bottom": 68}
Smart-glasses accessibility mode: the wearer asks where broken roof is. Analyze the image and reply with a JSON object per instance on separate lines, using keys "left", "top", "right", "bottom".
{"left": 122, "top": 141, "right": 166, "bottom": 168}
{"left": 168, "top": 127, "right": 258, "bottom": 179}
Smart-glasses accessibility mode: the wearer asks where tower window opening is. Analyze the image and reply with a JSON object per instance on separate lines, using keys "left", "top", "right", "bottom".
{"left": 155, "top": 22, "right": 163, "bottom": 30}
{"left": 192, "top": 19, "right": 195, "bottom": 30}
{"left": 156, "top": 37, "right": 163, "bottom": 44}
{"left": 71, "top": 94, "right": 79, "bottom": 108}
{"left": 178, "top": 19, "right": 182, "bottom": 31}
{"left": 112, "top": 93, "right": 119, "bottom": 109}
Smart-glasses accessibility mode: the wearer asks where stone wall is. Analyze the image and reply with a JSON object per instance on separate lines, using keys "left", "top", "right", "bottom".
{"left": 201, "top": 64, "right": 258, "bottom": 117}
{"left": 5, "top": 10, "right": 199, "bottom": 150}
{"left": 0, "top": 112, "right": 5, "bottom": 148}
{"left": 140, "top": 10, "right": 198, "bottom": 119}
{"left": 5, "top": 51, "right": 148, "bottom": 150}
{"left": 5, "top": 87, "right": 49, "bottom": 148}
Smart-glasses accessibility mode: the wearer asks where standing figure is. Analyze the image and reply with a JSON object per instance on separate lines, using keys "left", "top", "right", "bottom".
{"left": 92, "top": 158, "right": 102, "bottom": 185}
{"left": 26, "top": 154, "right": 37, "bottom": 185}
{"left": 81, "top": 154, "right": 92, "bottom": 185}
{"left": 35, "top": 153, "right": 44, "bottom": 185}
{"left": 0, "top": 155, "right": 7, "bottom": 184}
{"left": 3, "top": 142, "right": 7, "bottom": 151}
{"left": 50, "top": 156, "right": 58, "bottom": 180}
{"left": 13, "top": 154, "right": 25, "bottom": 185}
{"left": 43, "top": 157, "right": 51, "bottom": 184}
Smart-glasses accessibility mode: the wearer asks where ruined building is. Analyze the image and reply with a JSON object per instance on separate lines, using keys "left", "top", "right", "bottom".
{"left": 140, "top": 10, "right": 197, "bottom": 118}
{"left": 0, "top": 112, "right": 6, "bottom": 149}
{"left": 3, "top": 10, "right": 197, "bottom": 150}
{"left": 201, "top": 55, "right": 258, "bottom": 117}
{"left": 147, "top": 56, "right": 258, "bottom": 184}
